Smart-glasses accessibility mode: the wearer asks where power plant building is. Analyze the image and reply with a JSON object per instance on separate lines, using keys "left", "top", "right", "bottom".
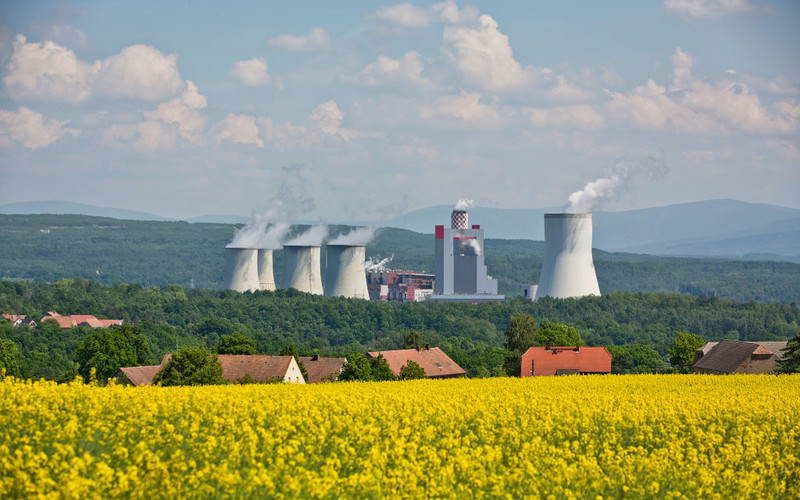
{"left": 429, "top": 209, "right": 504, "bottom": 303}
{"left": 282, "top": 245, "right": 323, "bottom": 295}
{"left": 534, "top": 213, "right": 601, "bottom": 300}
{"left": 224, "top": 248, "right": 260, "bottom": 293}
{"left": 367, "top": 270, "right": 435, "bottom": 302}
{"left": 324, "top": 244, "right": 369, "bottom": 299}
{"left": 257, "top": 249, "right": 276, "bottom": 291}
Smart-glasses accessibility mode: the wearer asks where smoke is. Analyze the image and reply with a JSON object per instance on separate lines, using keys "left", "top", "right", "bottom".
{"left": 328, "top": 226, "right": 379, "bottom": 246}
{"left": 283, "top": 225, "right": 328, "bottom": 246}
{"left": 454, "top": 198, "right": 474, "bottom": 211}
{"left": 227, "top": 207, "right": 292, "bottom": 249}
{"left": 565, "top": 156, "right": 668, "bottom": 213}
{"left": 456, "top": 230, "right": 482, "bottom": 255}
{"left": 365, "top": 254, "right": 394, "bottom": 272}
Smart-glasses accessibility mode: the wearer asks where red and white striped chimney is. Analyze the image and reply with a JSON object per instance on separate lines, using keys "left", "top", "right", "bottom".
{"left": 451, "top": 210, "right": 468, "bottom": 229}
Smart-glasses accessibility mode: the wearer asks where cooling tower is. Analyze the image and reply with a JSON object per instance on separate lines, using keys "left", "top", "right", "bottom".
{"left": 451, "top": 210, "right": 468, "bottom": 229}
{"left": 282, "top": 245, "right": 323, "bottom": 295}
{"left": 257, "top": 249, "right": 276, "bottom": 291}
{"left": 324, "top": 245, "right": 369, "bottom": 299}
{"left": 224, "top": 248, "right": 260, "bottom": 293}
{"left": 534, "top": 213, "right": 601, "bottom": 300}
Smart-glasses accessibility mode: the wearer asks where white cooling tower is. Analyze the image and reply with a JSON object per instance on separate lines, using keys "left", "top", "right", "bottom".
{"left": 534, "top": 213, "right": 601, "bottom": 300}
{"left": 282, "top": 245, "right": 323, "bottom": 295}
{"left": 325, "top": 245, "right": 369, "bottom": 299}
{"left": 257, "top": 249, "right": 276, "bottom": 291}
{"left": 224, "top": 248, "right": 260, "bottom": 293}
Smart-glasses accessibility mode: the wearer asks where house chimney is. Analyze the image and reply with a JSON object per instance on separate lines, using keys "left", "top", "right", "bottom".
{"left": 425, "top": 343, "right": 430, "bottom": 350}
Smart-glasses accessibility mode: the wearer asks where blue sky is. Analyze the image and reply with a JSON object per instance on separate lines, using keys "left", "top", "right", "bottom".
{"left": 0, "top": 0, "right": 797, "bottom": 221}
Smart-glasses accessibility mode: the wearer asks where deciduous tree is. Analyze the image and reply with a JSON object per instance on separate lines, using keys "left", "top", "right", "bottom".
{"left": 668, "top": 331, "right": 705, "bottom": 373}
{"left": 153, "top": 346, "right": 226, "bottom": 386}
{"left": 399, "top": 360, "right": 426, "bottom": 380}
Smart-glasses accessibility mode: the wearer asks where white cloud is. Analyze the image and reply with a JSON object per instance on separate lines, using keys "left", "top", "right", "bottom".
{"left": 145, "top": 81, "right": 208, "bottom": 145}
{"left": 344, "top": 51, "right": 433, "bottom": 90}
{"left": 230, "top": 57, "right": 280, "bottom": 87}
{"left": 93, "top": 44, "right": 183, "bottom": 101}
{"left": 214, "top": 113, "right": 264, "bottom": 147}
{"left": 30, "top": 20, "right": 88, "bottom": 48}
{"left": 375, "top": 1, "right": 479, "bottom": 27}
{"left": 528, "top": 105, "right": 605, "bottom": 130}
{"left": 663, "top": 0, "right": 770, "bottom": 18}
{"left": 670, "top": 47, "right": 693, "bottom": 91}
{"left": 3, "top": 34, "right": 93, "bottom": 103}
{"left": 0, "top": 106, "right": 80, "bottom": 149}
{"left": 442, "top": 15, "right": 526, "bottom": 92}
{"left": 103, "top": 120, "right": 176, "bottom": 152}
{"left": 267, "top": 27, "right": 330, "bottom": 52}
{"left": 4, "top": 35, "right": 184, "bottom": 103}
{"left": 420, "top": 91, "right": 504, "bottom": 126}
{"left": 310, "top": 100, "right": 348, "bottom": 136}
{"left": 543, "top": 75, "right": 595, "bottom": 102}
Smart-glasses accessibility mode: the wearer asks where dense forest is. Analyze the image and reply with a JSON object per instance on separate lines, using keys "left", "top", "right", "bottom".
{"left": 1, "top": 280, "right": 797, "bottom": 380}
{"left": 1, "top": 214, "right": 799, "bottom": 303}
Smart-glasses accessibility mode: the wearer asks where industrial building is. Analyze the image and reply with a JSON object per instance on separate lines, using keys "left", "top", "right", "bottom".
{"left": 257, "top": 249, "right": 276, "bottom": 291}
{"left": 367, "top": 270, "right": 435, "bottom": 302}
{"left": 533, "top": 213, "right": 601, "bottom": 301}
{"left": 282, "top": 245, "right": 324, "bottom": 295}
{"left": 324, "top": 244, "right": 370, "bottom": 299}
{"left": 224, "top": 247, "right": 260, "bottom": 292}
{"left": 428, "top": 208, "right": 504, "bottom": 302}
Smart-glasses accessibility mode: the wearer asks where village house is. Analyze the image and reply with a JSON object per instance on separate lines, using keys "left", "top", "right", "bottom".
{"left": 118, "top": 354, "right": 311, "bottom": 386}
{"left": 299, "top": 355, "right": 347, "bottom": 383}
{"left": 691, "top": 340, "right": 788, "bottom": 374}
{"left": 2, "top": 314, "right": 37, "bottom": 327}
{"left": 40, "top": 311, "right": 124, "bottom": 329}
{"left": 367, "top": 346, "right": 466, "bottom": 379}
{"left": 520, "top": 346, "right": 612, "bottom": 377}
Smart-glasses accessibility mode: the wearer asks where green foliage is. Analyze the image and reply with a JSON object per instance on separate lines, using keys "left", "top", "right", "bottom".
{"left": 217, "top": 333, "right": 257, "bottom": 355}
{"left": 339, "top": 353, "right": 374, "bottom": 382}
{"left": 153, "top": 346, "right": 226, "bottom": 386}
{"left": 668, "top": 332, "right": 706, "bottom": 373}
{"left": 777, "top": 333, "right": 800, "bottom": 374}
{"left": 399, "top": 360, "right": 426, "bottom": 380}
{"left": 279, "top": 344, "right": 308, "bottom": 382}
{"left": 404, "top": 329, "right": 423, "bottom": 349}
{"left": 533, "top": 322, "right": 583, "bottom": 347}
{"left": 606, "top": 345, "right": 668, "bottom": 374}
{"left": 73, "top": 325, "right": 149, "bottom": 383}
{"left": 0, "top": 338, "right": 21, "bottom": 378}
{"left": 369, "top": 354, "right": 396, "bottom": 381}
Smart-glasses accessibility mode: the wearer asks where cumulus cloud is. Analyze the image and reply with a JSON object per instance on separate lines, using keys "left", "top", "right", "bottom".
{"left": 4, "top": 35, "right": 184, "bottom": 103}
{"left": 670, "top": 47, "right": 693, "bottom": 91}
{"left": 3, "top": 35, "right": 93, "bottom": 103}
{"left": 30, "top": 20, "right": 88, "bottom": 48}
{"left": 663, "top": 0, "right": 771, "bottom": 18}
{"left": 543, "top": 75, "right": 595, "bottom": 102}
{"left": 374, "top": 1, "right": 479, "bottom": 27}
{"left": 420, "top": 91, "right": 504, "bottom": 127}
{"left": 230, "top": 57, "right": 281, "bottom": 87}
{"left": 344, "top": 51, "right": 433, "bottom": 90}
{"left": 214, "top": 113, "right": 264, "bottom": 147}
{"left": 0, "top": 106, "right": 80, "bottom": 149}
{"left": 528, "top": 105, "right": 605, "bottom": 130}
{"left": 267, "top": 27, "right": 330, "bottom": 52}
{"left": 442, "top": 15, "right": 526, "bottom": 92}
{"left": 103, "top": 120, "right": 177, "bottom": 152}
{"left": 145, "top": 81, "right": 208, "bottom": 145}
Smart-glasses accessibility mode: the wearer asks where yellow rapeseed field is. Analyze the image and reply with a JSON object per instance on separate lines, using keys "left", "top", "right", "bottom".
{"left": 1, "top": 374, "right": 798, "bottom": 499}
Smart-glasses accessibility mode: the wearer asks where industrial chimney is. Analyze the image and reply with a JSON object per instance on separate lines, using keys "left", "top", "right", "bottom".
{"left": 257, "top": 249, "right": 276, "bottom": 291}
{"left": 451, "top": 210, "right": 468, "bottom": 229}
{"left": 224, "top": 248, "right": 260, "bottom": 293}
{"left": 324, "top": 244, "right": 369, "bottom": 299}
{"left": 282, "top": 245, "right": 323, "bottom": 295}
{"left": 534, "top": 213, "right": 601, "bottom": 300}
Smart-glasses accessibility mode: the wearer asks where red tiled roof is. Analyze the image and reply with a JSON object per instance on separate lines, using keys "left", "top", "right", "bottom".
{"left": 520, "top": 347, "right": 611, "bottom": 377}
{"left": 219, "top": 355, "right": 304, "bottom": 383}
{"left": 98, "top": 319, "right": 124, "bottom": 327}
{"left": 39, "top": 314, "right": 123, "bottom": 329}
{"left": 119, "top": 365, "right": 162, "bottom": 386}
{"left": 299, "top": 356, "right": 346, "bottom": 383}
{"left": 366, "top": 347, "right": 466, "bottom": 378}
{"left": 41, "top": 316, "right": 77, "bottom": 328}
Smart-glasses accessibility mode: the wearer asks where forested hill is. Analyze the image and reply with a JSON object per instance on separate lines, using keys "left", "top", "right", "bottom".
{"left": 1, "top": 280, "right": 798, "bottom": 379}
{"left": 1, "top": 214, "right": 799, "bottom": 303}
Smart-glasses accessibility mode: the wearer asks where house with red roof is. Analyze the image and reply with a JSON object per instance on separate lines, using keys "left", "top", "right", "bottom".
{"left": 520, "top": 346, "right": 612, "bottom": 377}
{"left": 39, "top": 311, "right": 123, "bottom": 329}
{"left": 367, "top": 346, "right": 466, "bottom": 379}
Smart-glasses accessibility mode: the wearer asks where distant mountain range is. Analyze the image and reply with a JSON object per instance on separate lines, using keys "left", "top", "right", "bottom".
{"left": 3, "top": 199, "right": 798, "bottom": 262}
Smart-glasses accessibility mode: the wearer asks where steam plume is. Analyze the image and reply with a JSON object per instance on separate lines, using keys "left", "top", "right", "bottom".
{"left": 365, "top": 255, "right": 394, "bottom": 272}
{"left": 284, "top": 225, "right": 328, "bottom": 246}
{"left": 565, "top": 156, "right": 668, "bottom": 213}
{"left": 456, "top": 230, "right": 482, "bottom": 255}
{"left": 328, "top": 227, "right": 378, "bottom": 246}
{"left": 454, "top": 198, "right": 474, "bottom": 211}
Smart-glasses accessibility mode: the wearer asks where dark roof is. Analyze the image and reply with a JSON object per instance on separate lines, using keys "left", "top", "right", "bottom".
{"left": 366, "top": 347, "right": 466, "bottom": 378}
{"left": 299, "top": 356, "right": 346, "bottom": 383}
{"left": 692, "top": 340, "right": 761, "bottom": 373}
{"left": 520, "top": 347, "right": 612, "bottom": 376}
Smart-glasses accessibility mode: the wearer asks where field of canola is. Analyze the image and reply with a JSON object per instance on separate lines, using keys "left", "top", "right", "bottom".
{"left": 1, "top": 374, "right": 798, "bottom": 499}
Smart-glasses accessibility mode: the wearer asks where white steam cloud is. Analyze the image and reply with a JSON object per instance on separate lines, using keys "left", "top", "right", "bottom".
{"left": 227, "top": 208, "right": 291, "bottom": 249}
{"left": 365, "top": 254, "right": 394, "bottom": 272}
{"left": 565, "top": 156, "right": 668, "bottom": 213}
{"left": 328, "top": 226, "right": 379, "bottom": 246}
{"left": 283, "top": 225, "right": 329, "bottom": 246}
{"left": 454, "top": 198, "right": 474, "bottom": 211}
{"left": 456, "top": 230, "right": 482, "bottom": 255}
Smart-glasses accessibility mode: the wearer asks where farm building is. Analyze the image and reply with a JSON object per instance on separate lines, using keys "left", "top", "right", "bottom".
{"left": 40, "top": 311, "right": 123, "bottom": 329}
{"left": 299, "top": 355, "right": 347, "bottom": 383}
{"left": 366, "top": 347, "right": 466, "bottom": 378}
{"left": 520, "top": 346, "right": 612, "bottom": 377}
{"left": 118, "top": 354, "right": 307, "bottom": 385}
{"left": 691, "top": 340, "right": 788, "bottom": 374}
